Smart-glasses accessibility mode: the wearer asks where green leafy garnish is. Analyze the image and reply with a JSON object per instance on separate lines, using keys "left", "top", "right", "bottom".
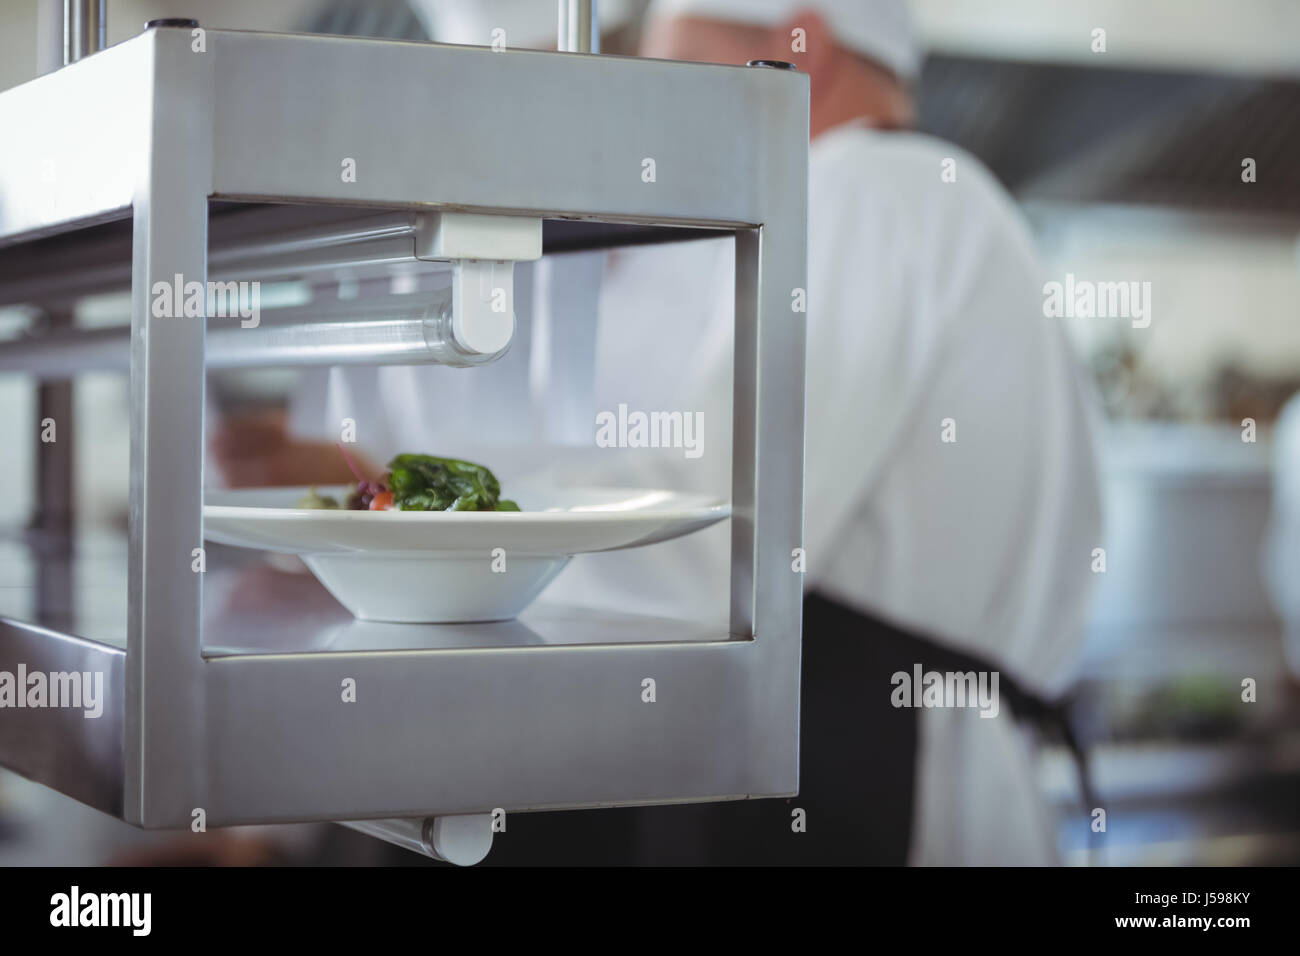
{"left": 385, "top": 454, "right": 512, "bottom": 512}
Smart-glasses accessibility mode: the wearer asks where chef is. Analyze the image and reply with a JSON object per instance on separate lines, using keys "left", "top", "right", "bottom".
{"left": 533, "top": 0, "right": 1107, "bottom": 865}
{"left": 223, "top": 0, "right": 1105, "bottom": 865}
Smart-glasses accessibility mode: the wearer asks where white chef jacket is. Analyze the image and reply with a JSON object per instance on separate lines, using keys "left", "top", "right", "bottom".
{"left": 1267, "top": 392, "right": 1300, "bottom": 680}
{"left": 513, "top": 124, "right": 1105, "bottom": 695}
{"left": 289, "top": 123, "right": 1104, "bottom": 865}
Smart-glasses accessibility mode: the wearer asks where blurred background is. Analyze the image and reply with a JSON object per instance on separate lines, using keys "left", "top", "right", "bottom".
{"left": 0, "top": 0, "right": 1298, "bottom": 865}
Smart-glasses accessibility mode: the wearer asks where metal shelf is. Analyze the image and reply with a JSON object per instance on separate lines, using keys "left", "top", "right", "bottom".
{"left": 1, "top": 523, "right": 736, "bottom": 822}
{"left": 0, "top": 26, "right": 808, "bottom": 837}
{"left": 1, "top": 525, "right": 731, "bottom": 657}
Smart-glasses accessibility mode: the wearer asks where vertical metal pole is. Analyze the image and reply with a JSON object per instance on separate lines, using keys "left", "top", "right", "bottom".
{"left": 30, "top": 323, "right": 76, "bottom": 539}
{"left": 125, "top": 24, "right": 213, "bottom": 826}
{"left": 558, "top": 0, "right": 597, "bottom": 54}
{"left": 29, "top": 311, "right": 76, "bottom": 626}
{"left": 29, "top": 3, "right": 105, "bottom": 537}
{"left": 730, "top": 65, "right": 809, "bottom": 792}
{"left": 63, "top": 0, "right": 107, "bottom": 64}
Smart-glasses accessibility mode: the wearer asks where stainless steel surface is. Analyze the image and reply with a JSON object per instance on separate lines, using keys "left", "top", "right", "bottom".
{"left": 122, "top": 26, "right": 211, "bottom": 827}
{"left": 0, "top": 527, "right": 130, "bottom": 649}
{"left": 208, "top": 35, "right": 786, "bottom": 224}
{"left": 558, "top": 0, "right": 597, "bottom": 54}
{"left": 0, "top": 33, "right": 788, "bottom": 243}
{"left": 0, "top": 526, "right": 125, "bottom": 817}
{"left": 63, "top": 0, "right": 106, "bottom": 65}
{"left": 200, "top": 563, "right": 731, "bottom": 656}
{"left": 0, "top": 29, "right": 808, "bottom": 832}
{"left": 0, "top": 616, "right": 124, "bottom": 816}
{"left": 0, "top": 41, "right": 145, "bottom": 245}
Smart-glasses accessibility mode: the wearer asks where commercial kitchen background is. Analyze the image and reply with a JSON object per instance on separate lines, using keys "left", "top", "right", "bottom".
{"left": 1, "top": 0, "right": 1298, "bottom": 865}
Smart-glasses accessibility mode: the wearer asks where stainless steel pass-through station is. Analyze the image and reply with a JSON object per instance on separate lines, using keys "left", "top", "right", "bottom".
{"left": 0, "top": 6, "right": 808, "bottom": 864}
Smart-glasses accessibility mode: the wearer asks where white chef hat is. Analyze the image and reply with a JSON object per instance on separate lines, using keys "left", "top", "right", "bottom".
{"left": 647, "top": 0, "right": 921, "bottom": 81}
{"left": 413, "top": 0, "right": 640, "bottom": 49}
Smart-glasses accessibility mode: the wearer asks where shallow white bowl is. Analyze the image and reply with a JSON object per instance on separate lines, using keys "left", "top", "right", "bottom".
{"left": 204, "top": 486, "right": 729, "bottom": 623}
{"left": 301, "top": 551, "right": 570, "bottom": 623}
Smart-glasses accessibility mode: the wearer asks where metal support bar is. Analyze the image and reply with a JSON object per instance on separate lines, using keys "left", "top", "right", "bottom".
{"left": 340, "top": 814, "right": 494, "bottom": 866}
{"left": 63, "top": 0, "right": 106, "bottom": 65}
{"left": 30, "top": 0, "right": 104, "bottom": 548}
{"left": 123, "top": 25, "right": 213, "bottom": 827}
{"left": 558, "top": 0, "right": 597, "bottom": 54}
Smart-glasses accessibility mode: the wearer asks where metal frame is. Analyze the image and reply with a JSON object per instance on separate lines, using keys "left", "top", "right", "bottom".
{"left": 0, "top": 28, "right": 808, "bottom": 829}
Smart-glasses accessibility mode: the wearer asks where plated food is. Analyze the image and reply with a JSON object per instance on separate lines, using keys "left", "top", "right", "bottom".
{"left": 296, "top": 453, "right": 519, "bottom": 512}
{"left": 205, "top": 452, "right": 730, "bottom": 624}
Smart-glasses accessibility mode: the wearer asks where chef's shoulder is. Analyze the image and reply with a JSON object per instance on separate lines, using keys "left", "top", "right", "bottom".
{"left": 812, "top": 125, "right": 1031, "bottom": 245}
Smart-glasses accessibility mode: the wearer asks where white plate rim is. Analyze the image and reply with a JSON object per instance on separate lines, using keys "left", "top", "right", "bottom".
{"left": 203, "top": 487, "right": 730, "bottom": 523}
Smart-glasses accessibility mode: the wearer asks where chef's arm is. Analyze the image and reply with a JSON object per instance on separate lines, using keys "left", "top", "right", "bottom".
{"left": 210, "top": 407, "right": 379, "bottom": 488}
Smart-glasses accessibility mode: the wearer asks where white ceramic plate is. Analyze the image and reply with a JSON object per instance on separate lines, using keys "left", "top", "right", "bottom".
{"left": 204, "top": 486, "right": 729, "bottom": 624}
